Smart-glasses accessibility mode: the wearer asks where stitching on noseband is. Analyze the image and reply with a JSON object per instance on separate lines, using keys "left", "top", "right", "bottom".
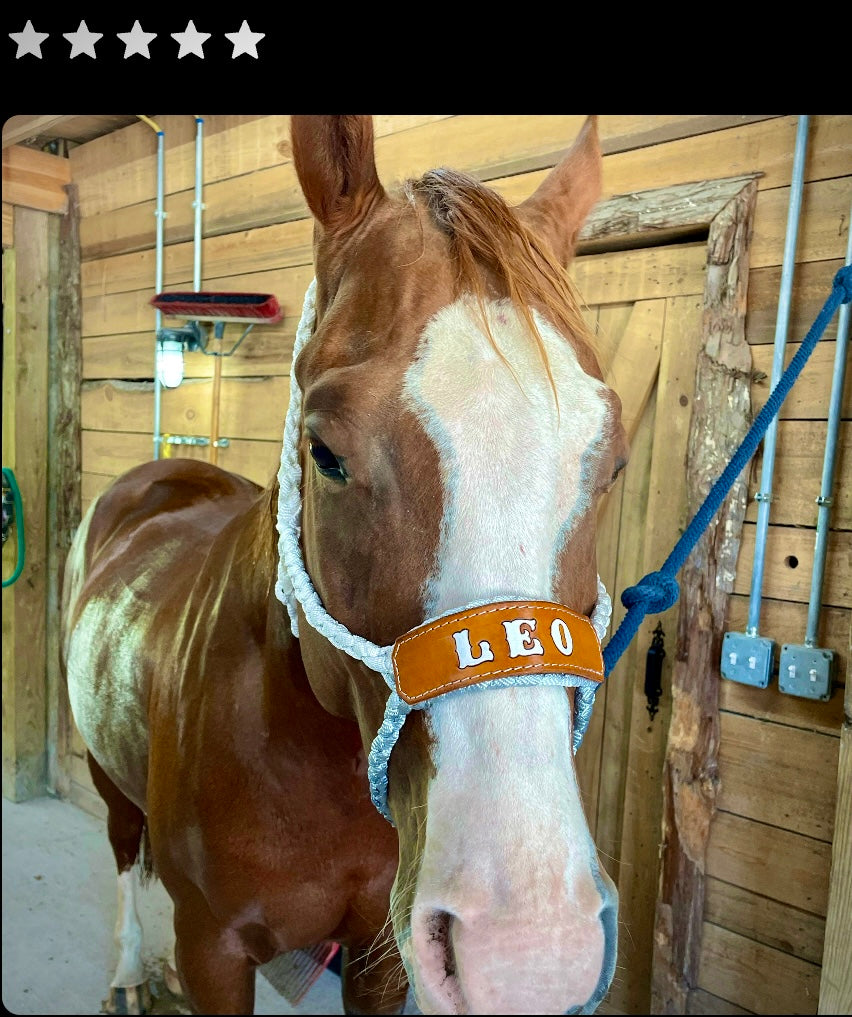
{"left": 274, "top": 280, "right": 613, "bottom": 823}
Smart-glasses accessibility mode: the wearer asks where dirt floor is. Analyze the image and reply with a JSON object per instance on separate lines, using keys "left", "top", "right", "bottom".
{"left": 2, "top": 794, "right": 417, "bottom": 1016}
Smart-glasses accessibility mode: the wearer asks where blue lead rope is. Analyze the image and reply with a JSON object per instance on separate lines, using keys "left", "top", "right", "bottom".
{"left": 602, "top": 264, "right": 852, "bottom": 677}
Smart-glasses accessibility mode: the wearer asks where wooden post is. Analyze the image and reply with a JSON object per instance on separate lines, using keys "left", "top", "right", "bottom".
{"left": 818, "top": 626, "right": 852, "bottom": 1014}
{"left": 651, "top": 180, "right": 758, "bottom": 1012}
{"left": 2, "top": 207, "right": 52, "bottom": 800}
{"left": 46, "top": 184, "right": 82, "bottom": 799}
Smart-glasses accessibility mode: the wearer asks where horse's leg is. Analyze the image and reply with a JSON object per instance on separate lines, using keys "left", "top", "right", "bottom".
{"left": 171, "top": 889, "right": 255, "bottom": 1014}
{"left": 86, "top": 751, "right": 152, "bottom": 1015}
{"left": 341, "top": 941, "right": 409, "bottom": 1016}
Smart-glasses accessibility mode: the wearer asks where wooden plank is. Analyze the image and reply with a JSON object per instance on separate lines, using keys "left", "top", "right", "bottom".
{"left": 698, "top": 922, "right": 821, "bottom": 1014}
{"left": 750, "top": 177, "right": 852, "bottom": 270}
{"left": 733, "top": 523, "right": 850, "bottom": 609}
{"left": 2, "top": 202, "right": 12, "bottom": 249}
{"left": 746, "top": 259, "right": 844, "bottom": 346}
{"left": 81, "top": 218, "right": 314, "bottom": 298}
{"left": 717, "top": 712, "right": 838, "bottom": 841}
{"left": 751, "top": 339, "right": 852, "bottom": 420}
{"left": 571, "top": 243, "right": 708, "bottom": 306}
{"left": 686, "top": 987, "right": 752, "bottom": 1015}
{"left": 580, "top": 296, "right": 664, "bottom": 847}
{"left": 2, "top": 209, "right": 50, "bottom": 800}
{"left": 47, "top": 187, "right": 82, "bottom": 800}
{"left": 82, "top": 431, "right": 281, "bottom": 490}
{"left": 745, "top": 420, "right": 851, "bottom": 530}
{"left": 592, "top": 395, "right": 657, "bottom": 885}
{"left": 1, "top": 250, "right": 17, "bottom": 790}
{"left": 69, "top": 115, "right": 761, "bottom": 221}
{"left": 603, "top": 300, "right": 666, "bottom": 440}
{"left": 70, "top": 115, "right": 454, "bottom": 219}
{"left": 707, "top": 812, "right": 831, "bottom": 916}
{"left": 70, "top": 115, "right": 288, "bottom": 217}
{"left": 653, "top": 181, "right": 757, "bottom": 1014}
{"left": 2, "top": 145, "right": 71, "bottom": 214}
{"left": 76, "top": 115, "right": 851, "bottom": 261}
{"left": 610, "top": 293, "right": 704, "bottom": 1015}
{"left": 496, "top": 115, "right": 852, "bottom": 206}
{"left": 818, "top": 662, "right": 852, "bottom": 1014}
{"left": 81, "top": 377, "right": 290, "bottom": 443}
{"left": 705, "top": 876, "right": 826, "bottom": 964}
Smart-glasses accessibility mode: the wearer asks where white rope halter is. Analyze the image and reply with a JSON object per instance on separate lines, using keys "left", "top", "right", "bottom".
{"left": 275, "top": 280, "right": 613, "bottom": 823}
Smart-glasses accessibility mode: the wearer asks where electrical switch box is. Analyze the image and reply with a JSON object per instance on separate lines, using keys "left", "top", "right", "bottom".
{"left": 720, "top": 632, "right": 775, "bottom": 688}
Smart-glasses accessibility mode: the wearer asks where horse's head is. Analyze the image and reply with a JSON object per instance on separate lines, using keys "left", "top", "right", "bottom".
{"left": 282, "top": 115, "right": 628, "bottom": 1015}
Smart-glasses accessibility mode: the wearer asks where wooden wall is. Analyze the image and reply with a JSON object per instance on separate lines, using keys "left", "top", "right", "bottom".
{"left": 25, "top": 114, "right": 852, "bottom": 1014}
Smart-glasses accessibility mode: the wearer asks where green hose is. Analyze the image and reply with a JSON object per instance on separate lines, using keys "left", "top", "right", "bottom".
{"left": 2, "top": 467, "right": 25, "bottom": 588}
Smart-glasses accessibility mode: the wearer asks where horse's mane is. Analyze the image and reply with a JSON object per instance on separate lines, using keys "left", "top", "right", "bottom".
{"left": 402, "top": 167, "right": 597, "bottom": 393}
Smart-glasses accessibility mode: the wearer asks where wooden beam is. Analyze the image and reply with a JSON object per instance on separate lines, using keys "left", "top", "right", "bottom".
{"left": 2, "top": 207, "right": 51, "bottom": 800}
{"left": 46, "top": 185, "right": 82, "bottom": 799}
{"left": 2, "top": 145, "right": 71, "bottom": 214}
{"left": 579, "top": 175, "right": 761, "bottom": 254}
{"left": 818, "top": 628, "right": 852, "bottom": 1014}
{"left": 2, "top": 116, "right": 77, "bottom": 149}
{"left": 651, "top": 179, "right": 758, "bottom": 1013}
{"left": 2, "top": 202, "right": 12, "bottom": 249}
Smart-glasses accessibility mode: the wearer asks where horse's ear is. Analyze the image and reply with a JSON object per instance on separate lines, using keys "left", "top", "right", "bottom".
{"left": 517, "top": 116, "right": 602, "bottom": 266}
{"left": 291, "top": 115, "right": 385, "bottom": 233}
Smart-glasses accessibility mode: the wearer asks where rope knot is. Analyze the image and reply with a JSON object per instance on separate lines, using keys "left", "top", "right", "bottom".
{"left": 835, "top": 264, "right": 852, "bottom": 304}
{"left": 621, "top": 572, "right": 680, "bottom": 615}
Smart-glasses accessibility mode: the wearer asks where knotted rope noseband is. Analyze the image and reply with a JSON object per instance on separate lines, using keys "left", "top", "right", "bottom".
{"left": 275, "top": 280, "right": 612, "bottom": 823}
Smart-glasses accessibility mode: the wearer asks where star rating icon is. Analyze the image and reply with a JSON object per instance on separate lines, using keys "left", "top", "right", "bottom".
{"left": 64, "top": 20, "right": 102, "bottom": 59}
{"left": 8, "top": 19, "right": 267, "bottom": 60}
{"left": 9, "top": 20, "right": 48, "bottom": 58}
{"left": 171, "top": 21, "right": 211, "bottom": 59}
{"left": 117, "top": 21, "right": 157, "bottom": 59}
{"left": 225, "top": 21, "right": 265, "bottom": 59}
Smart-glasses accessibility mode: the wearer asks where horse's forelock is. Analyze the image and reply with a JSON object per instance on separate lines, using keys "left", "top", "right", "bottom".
{"left": 402, "top": 169, "right": 597, "bottom": 378}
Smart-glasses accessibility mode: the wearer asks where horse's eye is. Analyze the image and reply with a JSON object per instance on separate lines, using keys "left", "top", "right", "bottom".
{"left": 308, "top": 440, "right": 347, "bottom": 482}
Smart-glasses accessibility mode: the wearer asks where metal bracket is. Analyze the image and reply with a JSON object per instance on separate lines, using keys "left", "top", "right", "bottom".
{"left": 161, "top": 434, "right": 230, "bottom": 449}
{"left": 720, "top": 631, "right": 775, "bottom": 688}
{"left": 778, "top": 645, "right": 834, "bottom": 701}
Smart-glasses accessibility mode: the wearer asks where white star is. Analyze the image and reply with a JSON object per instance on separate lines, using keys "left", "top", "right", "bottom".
{"left": 171, "top": 20, "right": 210, "bottom": 59}
{"left": 117, "top": 20, "right": 157, "bottom": 59}
{"left": 9, "top": 20, "right": 49, "bottom": 58}
{"left": 224, "top": 20, "right": 265, "bottom": 59}
{"left": 63, "top": 20, "right": 102, "bottom": 59}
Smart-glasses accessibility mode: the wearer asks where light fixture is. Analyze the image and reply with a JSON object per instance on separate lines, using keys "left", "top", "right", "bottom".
{"left": 156, "top": 337, "right": 186, "bottom": 389}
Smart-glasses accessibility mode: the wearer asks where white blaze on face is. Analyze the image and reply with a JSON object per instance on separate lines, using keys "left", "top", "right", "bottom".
{"left": 400, "top": 297, "right": 614, "bottom": 1012}
{"left": 402, "top": 296, "right": 609, "bottom": 615}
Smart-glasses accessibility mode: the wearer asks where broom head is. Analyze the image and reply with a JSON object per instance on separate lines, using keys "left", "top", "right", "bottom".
{"left": 152, "top": 291, "right": 283, "bottom": 325}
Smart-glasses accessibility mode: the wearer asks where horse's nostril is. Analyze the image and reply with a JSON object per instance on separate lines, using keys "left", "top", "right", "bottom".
{"left": 426, "top": 909, "right": 456, "bottom": 980}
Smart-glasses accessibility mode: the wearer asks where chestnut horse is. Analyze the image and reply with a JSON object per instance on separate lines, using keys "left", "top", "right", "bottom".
{"left": 61, "top": 115, "right": 628, "bottom": 1015}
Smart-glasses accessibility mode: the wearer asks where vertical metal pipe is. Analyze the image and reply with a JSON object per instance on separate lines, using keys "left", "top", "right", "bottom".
{"left": 152, "top": 128, "right": 165, "bottom": 460}
{"left": 193, "top": 116, "right": 203, "bottom": 291}
{"left": 746, "top": 115, "right": 810, "bottom": 635}
{"left": 804, "top": 200, "right": 852, "bottom": 645}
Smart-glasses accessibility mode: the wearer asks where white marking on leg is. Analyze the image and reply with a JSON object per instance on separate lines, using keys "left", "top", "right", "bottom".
{"left": 111, "top": 868, "right": 145, "bottom": 988}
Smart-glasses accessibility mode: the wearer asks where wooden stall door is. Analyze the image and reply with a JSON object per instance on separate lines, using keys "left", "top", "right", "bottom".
{"left": 570, "top": 241, "right": 708, "bottom": 1016}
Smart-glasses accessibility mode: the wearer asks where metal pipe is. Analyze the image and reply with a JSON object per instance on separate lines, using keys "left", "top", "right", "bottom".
{"left": 746, "top": 115, "right": 810, "bottom": 635}
{"left": 142, "top": 119, "right": 166, "bottom": 461}
{"left": 804, "top": 199, "right": 852, "bottom": 646}
{"left": 193, "top": 116, "right": 203, "bottom": 291}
